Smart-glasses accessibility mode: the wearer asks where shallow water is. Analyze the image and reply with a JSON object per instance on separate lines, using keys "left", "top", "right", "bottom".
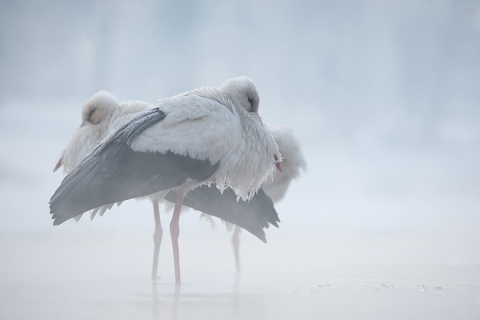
{"left": 1, "top": 231, "right": 479, "bottom": 320}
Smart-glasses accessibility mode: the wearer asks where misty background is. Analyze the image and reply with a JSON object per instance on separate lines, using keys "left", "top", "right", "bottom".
{"left": 0, "top": 0, "right": 479, "bottom": 267}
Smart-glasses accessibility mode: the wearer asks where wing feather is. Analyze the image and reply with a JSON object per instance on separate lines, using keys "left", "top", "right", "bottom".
{"left": 50, "top": 108, "right": 219, "bottom": 225}
{"left": 165, "top": 186, "right": 280, "bottom": 243}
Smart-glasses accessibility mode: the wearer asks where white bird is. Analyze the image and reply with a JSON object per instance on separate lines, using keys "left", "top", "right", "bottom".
{"left": 50, "top": 77, "right": 282, "bottom": 284}
{"left": 263, "top": 127, "right": 307, "bottom": 202}
{"left": 54, "top": 90, "right": 287, "bottom": 277}
{"left": 53, "top": 91, "right": 171, "bottom": 277}
{"left": 228, "top": 127, "right": 306, "bottom": 271}
{"left": 53, "top": 91, "right": 149, "bottom": 174}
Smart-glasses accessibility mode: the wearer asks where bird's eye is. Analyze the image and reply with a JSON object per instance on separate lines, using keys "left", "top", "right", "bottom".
{"left": 88, "top": 108, "right": 96, "bottom": 122}
{"left": 247, "top": 97, "right": 254, "bottom": 111}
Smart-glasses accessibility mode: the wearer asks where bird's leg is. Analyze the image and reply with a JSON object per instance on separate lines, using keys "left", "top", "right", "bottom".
{"left": 170, "top": 190, "right": 184, "bottom": 284}
{"left": 232, "top": 226, "right": 241, "bottom": 273}
{"left": 152, "top": 201, "right": 162, "bottom": 280}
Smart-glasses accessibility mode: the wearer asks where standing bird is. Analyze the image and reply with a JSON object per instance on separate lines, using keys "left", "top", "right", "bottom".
{"left": 228, "top": 127, "right": 306, "bottom": 271}
{"left": 263, "top": 128, "right": 307, "bottom": 202}
{"left": 54, "top": 90, "right": 285, "bottom": 277}
{"left": 53, "top": 91, "right": 170, "bottom": 278}
{"left": 50, "top": 77, "right": 282, "bottom": 284}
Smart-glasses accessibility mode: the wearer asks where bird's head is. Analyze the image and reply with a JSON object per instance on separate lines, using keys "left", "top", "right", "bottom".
{"left": 81, "top": 90, "right": 119, "bottom": 126}
{"left": 220, "top": 76, "right": 260, "bottom": 113}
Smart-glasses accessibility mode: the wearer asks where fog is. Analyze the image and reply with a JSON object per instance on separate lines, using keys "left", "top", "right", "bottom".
{"left": 1, "top": 1, "right": 479, "bottom": 319}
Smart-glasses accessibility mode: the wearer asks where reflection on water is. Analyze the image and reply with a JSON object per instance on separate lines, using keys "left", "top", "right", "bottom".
{"left": 1, "top": 234, "right": 480, "bottom": 320}
{"left": 1, "top": 267, "right": 479, "bottom": 320}
{"left": 151, "top": 282, "right": 181, "bottom": 320}
{"left": 150, "top": 276, "right": 244, "bottom": 320}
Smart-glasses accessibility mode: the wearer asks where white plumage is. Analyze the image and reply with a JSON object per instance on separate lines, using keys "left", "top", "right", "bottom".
{"left": 263, "top": 127, "right": 307, "bottom": 202}
{"left": 54, "top": 90, "right": 303, "bottom": 276}
{"left": 130, "top": 78, "right": 280, "bottom": 201}
{"left": 55, "top": 91, "right": 149, "bottom": 174}
{"left": 50, "top": 76, "right": 282, "bottom": 284}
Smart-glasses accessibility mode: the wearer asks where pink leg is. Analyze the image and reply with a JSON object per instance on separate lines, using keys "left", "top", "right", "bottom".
{"left": 170, "top": 190, "right": 184, "bottom": 284}
{"left": 232, "top": 226, "right": 241, "bottom": 273}
{"left": 152, "top": 201, "right": 162, "bottom": 280}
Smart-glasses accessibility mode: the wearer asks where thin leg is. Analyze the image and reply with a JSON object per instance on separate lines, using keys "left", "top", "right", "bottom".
{"left": 232, "top": 226, "right": 241, "bottom": 273}
{"left": 170, "top": 190, "right": 184, "bottom": 284}
{"left": 152, "top": 201, "right": 162, "bottom": 280}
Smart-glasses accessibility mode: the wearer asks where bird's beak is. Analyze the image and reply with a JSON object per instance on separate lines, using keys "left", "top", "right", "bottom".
{"left": 274, "top": 154, "right": 283, "bottom": 173}
{"left": 53, "top": 156, "right": 63, "bottom": 172}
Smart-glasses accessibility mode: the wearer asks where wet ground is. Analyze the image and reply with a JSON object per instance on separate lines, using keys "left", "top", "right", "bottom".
{"left": 1, "top": 229, "right": 479, "bottom": 320}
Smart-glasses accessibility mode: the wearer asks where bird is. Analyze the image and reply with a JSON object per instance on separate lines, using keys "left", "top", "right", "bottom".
{"left": 54, "top": 90, "right": 288, "bottom": 277}
{"left": 262, "top": 127, "right": 307, "bottom": 202}
{"left": 53, "top": 91, "right": 171, "bottom": 278}
{"left": 54, "top": 91, "right": 169, "bottom": 277}
{"left": 53, "top": 90, "right": 280, "bottom": 279}
{"left": 53, "top": 91, "right": 149, "bottom": 174}
{"left": 227, "top": 127, "right": 306, "bottom": 271}
{"left": 50, "top": 76, "right": 282, "bottom": 284}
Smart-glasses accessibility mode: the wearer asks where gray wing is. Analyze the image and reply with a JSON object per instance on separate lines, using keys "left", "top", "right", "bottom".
{"left": 50, "top": 108, "right": 219, "bottom": 225}
{"left": 165, "top": 186, "right": 280, "bottom": 243}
